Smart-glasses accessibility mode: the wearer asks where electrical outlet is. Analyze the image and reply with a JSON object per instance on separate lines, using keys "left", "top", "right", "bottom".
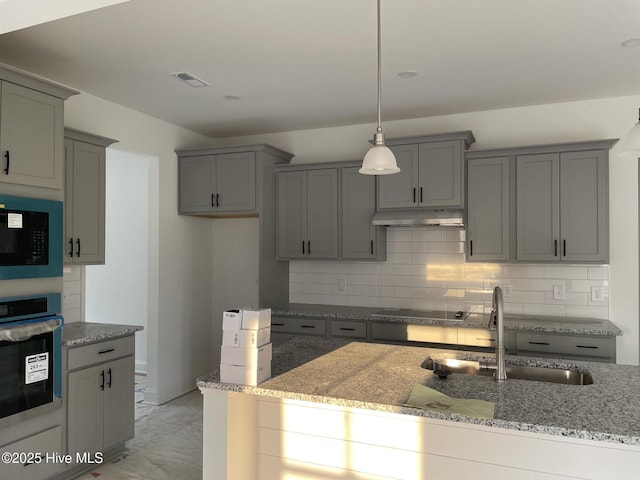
{"left": 591, "top": 286, "right": 604, "bottom": 303}
{"left": 63, "top": 293, "right": 69, "bottom": 305}
{"left": 553, "top": 284, "right": 565, "bottom": 301}
{"left": 337, "top": 277, "right": 347, "bottom": 293}
{"left": 502, "top": 284, "right": 512, "bottom": 297}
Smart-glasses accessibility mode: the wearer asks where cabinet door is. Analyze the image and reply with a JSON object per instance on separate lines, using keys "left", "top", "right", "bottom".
{"left": 67, "top": 140, "right": 106, "bottom": 264}
{"left": 467, "top": 157, "right": 511, "bottom": 261}
{"left": 307, "top": 169, "right": 338, "bottom": 258}
{"left": 277, "top": 171, "right": 307, "bottom": 259}
{"left": 215, "top": 152, "right": 256, "bottom": 212}
{"left": 560, "top": 150, "right": 608, "bottom": 262}
{"left": 376, "top": 144, "right": 419, "bottom": 209}
{"left": 516, "top": 153, "right": 560, "bottom": 261}
{"left": 103, "top": 356, "right": 135, "bottom": 451}
{"left": 342, "top": 166, "right": 383, "bottom": 259}
{"left": 0, "top": 81, "right": 64, "bottom": 189}
{"left": 67, "top": 364, "right": 105, "bottom": 455}
{"left": 178, "top": 155, "right": 215, "bottom": 213}
{"left": 418, "top": 140, "right": 462, "bottom": 207}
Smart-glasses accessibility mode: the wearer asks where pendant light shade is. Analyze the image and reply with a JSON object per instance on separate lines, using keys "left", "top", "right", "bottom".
{"left": 359, "top": 0, "right": 400, "bottom": 175}
{"left": 620, "top": 108, "right": 640, "bottom": 158}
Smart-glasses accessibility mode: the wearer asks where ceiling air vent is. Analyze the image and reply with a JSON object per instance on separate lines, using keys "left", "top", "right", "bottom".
{"left": 171, "top": 72, "right": 209, "bottom": 88}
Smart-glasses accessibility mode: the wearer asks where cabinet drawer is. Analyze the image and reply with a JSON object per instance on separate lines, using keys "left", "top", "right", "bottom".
{"left": 371, "top": 323, "right": 458, "bottom": 344}
{"left": 515, "top": 333, "right": 614, "bottom": 358}
{"left": 330, "top": 320, "right": 366, "bottom": 339}
{"left": 459, "top": 328, "right": 513, "bottom": 349}
{"left": 0, "top": 426, "right": 62, "bottom": 480}
{"left": 67, "top": 335, "right": 135, "bottom": 371}
{"left": 271, "top": 317, "right": 326, "bottom": 336}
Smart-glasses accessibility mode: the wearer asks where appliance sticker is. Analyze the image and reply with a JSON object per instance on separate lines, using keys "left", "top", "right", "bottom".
{"left": 8, "top": 213, "right": 23, "bottom": 229}
{"left": 25, "top": 352, "right": 49, "bottom": 384}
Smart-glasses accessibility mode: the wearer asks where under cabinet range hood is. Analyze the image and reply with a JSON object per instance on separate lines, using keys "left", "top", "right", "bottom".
{"left": 371, "top": 208, "right": 465, "bottom": 227}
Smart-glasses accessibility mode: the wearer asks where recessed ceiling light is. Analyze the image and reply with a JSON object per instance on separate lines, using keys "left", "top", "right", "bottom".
{"left": 224, "top": 95, "right": 241, "bottom": 101}
{"left": 398, "top": 70, "right": 418, "bottom": 78}
{"left": 170, "top": 71, "right": 209, "bottom": 87}
{"left": 621, "top": 38, "right": 640, "bottom": 48}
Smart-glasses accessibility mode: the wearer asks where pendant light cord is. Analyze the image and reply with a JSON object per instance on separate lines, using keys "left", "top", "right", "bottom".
{"left": 377, "top": 0, "right": 382, "bottom": 133}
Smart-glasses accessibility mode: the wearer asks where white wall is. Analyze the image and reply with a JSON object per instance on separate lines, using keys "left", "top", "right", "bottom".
{"left": 84, "top": 148, "right": 151, "bottom": 374}
{"left": 64, "top": 91, "right": 214, "bottom": 404}
{"left": 207, "top": 95, "right": 640, "bottom": 365}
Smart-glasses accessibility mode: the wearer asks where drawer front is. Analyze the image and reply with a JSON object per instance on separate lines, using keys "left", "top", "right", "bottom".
{"left": 271, "top": 317, "right": 326, "bottom": 336}
{"left": 0, "top": 426, "right": 63, "bottom": 480}
{"left": 459, "top": 328, "right": 497, "bottom": 348}
{"left": 67, "top": 335, "right": 135, "bottom": 371}
{"left": 330, "top": 320, "right": 366, "bottom": 339}
{"left": 371, "top": 323, "right": 458, "bottom": 344}
{"left": 516, "top": 333, "right": 614, "bottom": 358}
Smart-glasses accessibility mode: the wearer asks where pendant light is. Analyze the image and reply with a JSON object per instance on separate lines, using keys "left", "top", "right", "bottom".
{"left": 620, "top": 107, "right": 640, "bottom": 158}
{"left": 359, "top": 0, "right": 400, "bottom": 175}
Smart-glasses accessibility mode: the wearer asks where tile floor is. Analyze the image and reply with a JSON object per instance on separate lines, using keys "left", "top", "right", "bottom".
{"left": 73, "top": 376, "right": 202, "bottom": 480}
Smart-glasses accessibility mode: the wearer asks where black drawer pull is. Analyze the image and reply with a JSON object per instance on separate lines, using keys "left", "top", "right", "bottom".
{"left": 576, "top": 345, "right": 599, "bottom": 349}
{"left": 4, "top": 150, "right": 9, "bottom": 175}
{"left": 98, "top": 348, "right": 115, "bottom": 354}
{"left": 76, "top": 238, "right": 81, "bottom": 257}
{"left": 100, "top": 370, "right": 105, "bottom": 391}
{"left": 420, "top": 186, "right": 423, "bottom": 203}
{"left": 272, "top": 322, "right": 285, "bottom": 326}
{"left": 554, "top": 239, "right": 558, "bottom": 257}
{"left": 413, "top": 187, "right": 416, "bottom": 203}
{"left": 302, "top": 240, "right": 305, "bottom": 255}
{"left": 300, "top": 325, "right": 316, "bottom": 329}
{"left": 69, "top": 238, "right": 74, "bottom": 257}
{"left": 477, "top": 338, "right": 495, "bottom": 342}
{"left": 563, "top": 239, "right": 566, "bottom": 257}
{"left": 370, "top": 240, "right": 374, "bottom": 255}
{"left": 339, "top": 327, "right": 356, "bottom": 331}
{"left": 107, "top": 368, "right": 112, "bottom": 388}
{"left": 211, "top": 193, "right": 215, "bottom": 208}
{"left": 470, "top": 240, "right": 473, "bottom": 256}
{"left": 528, "top": 341, "right": 550, "bottom": 346}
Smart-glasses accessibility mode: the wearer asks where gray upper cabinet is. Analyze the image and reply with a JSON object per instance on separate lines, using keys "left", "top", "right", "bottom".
{"left": 64, "top": 128, "right": 118, "bottom": 265}
{"left": 277, "top": 168, "right": 338, "bottom": 259}
{"left": 341, "top": 166, "right": 386, "bottom": 260}
{"left": 516, "top": 149, "right": 609, "bottom": 263}
{"left": 377, "top": 131, "right": 475, "bottom": 210}
{"left": 466, "top": 139, "right": 617, "bottom": 263}
{"left": 466, "top": 156, "right": 512, "bottom": 262}
{"left": 0, "top": 78, "right": 75, "bottom": 189}
{"left": 178, "top": 151, "right": 255, "bottom": 214}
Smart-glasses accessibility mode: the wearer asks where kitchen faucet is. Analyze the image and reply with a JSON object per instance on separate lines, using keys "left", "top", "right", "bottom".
{"left": 489, "top": 286, "right": 507, "bottom": 382}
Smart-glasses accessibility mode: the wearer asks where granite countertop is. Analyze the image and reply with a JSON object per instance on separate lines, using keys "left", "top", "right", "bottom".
{"left": 63, "top": 321, "right": 143, "bottom": 346}
{"left": 270, "top": 303, "right": 622, "bottom": 336}
{"left": 198, "top": 337, "right": 640, "bottom": 446}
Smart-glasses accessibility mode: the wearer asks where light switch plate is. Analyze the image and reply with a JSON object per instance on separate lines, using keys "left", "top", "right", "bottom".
{"left": 553, "top": 284, "right": 565, "bottom": 301}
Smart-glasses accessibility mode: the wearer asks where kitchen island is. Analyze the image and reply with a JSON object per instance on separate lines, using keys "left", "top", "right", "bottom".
{"left": 198, "top": 337, "right": 640, "bottom": 480}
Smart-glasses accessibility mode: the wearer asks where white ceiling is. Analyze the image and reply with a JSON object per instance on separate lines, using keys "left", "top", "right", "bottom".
{"left": 1, "top": 0, "right": 640, "bottom": 138}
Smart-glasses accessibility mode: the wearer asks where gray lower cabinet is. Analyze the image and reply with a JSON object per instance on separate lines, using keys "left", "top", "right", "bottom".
{"left": 341, "top": 166, "right": 386, "bottom": 260}
{"left": 66, "top": 336, "right": 135, "bottom": 462}
{"left": 178, "top": 151, "right": 256, "bottom": 214}
{"left": 371, "top": 322, "right": 459, "bottom": 345}
{"left": 466, "top": 156, "right": 512, "bottom": 262}
{"left": 514, "top": 332, "right": 615, "bottom": 362}
{"left": 64, "top": 129, "right": 117, "bottom": 264}
{"left": 377, "top": 132, "right": 475, "bottom": 210}
{"left": 277, "top": 168, "right": 338, "bottom": 259}
{"left": 0, "top": 426, "right": 63, "bottom": 480}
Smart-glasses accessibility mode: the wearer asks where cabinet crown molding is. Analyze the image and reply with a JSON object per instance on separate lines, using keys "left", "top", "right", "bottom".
{"left": 465, "top": 138, "right": 619, "bottom": 159}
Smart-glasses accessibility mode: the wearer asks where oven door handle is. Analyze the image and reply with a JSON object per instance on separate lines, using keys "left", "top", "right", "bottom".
{"left": 100, "top": 370, "right": 105, "bottom": 391}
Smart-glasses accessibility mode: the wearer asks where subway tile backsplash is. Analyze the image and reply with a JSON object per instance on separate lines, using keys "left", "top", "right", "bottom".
{"left": 289, "top": 228, "right": 609, "bottom": 319}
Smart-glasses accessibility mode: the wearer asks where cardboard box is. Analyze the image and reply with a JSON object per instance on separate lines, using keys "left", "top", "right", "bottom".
{"left": 222, "top": 326, "right": 271, "bottom": 348}
{"left": 222, "top": 310, "right": 242, "bottom": 331}
{"left": 219, "top": 361, "right": 271, "bottom": 386}
{"left": 221, "top": 343, "right": 272, "bottom": 367}
{"left": 241, "top": 308, "right": 271, "bottom": 330}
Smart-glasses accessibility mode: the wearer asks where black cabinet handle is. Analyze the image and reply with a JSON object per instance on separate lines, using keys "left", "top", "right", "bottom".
{"left": 216, "top": 193, "right": 220, "bottom": 207}
{"left": 469, "top": 240, "right": 473, "bottom": 256}
{"left": 69, "top": 238, "right": 74, "bottom": 257}
{"left": 413, "top": 187, "right": 416, "bottom": 203}
{"left": 554, "top": 239, "right": 558, "bottom": 257}
{"left": 302, "top": 240, "right": 305, "bottom": 255}
{"left": 563, "top": 239, "right": 566, "bottom": 257}
{"left": 339, "top": 327, "right": 356, "bottom": 331}
{"left": 308, "top": 240, "right": 311, "bottom": 255}
{"left": 420, "top": 186, "right": 423, "bottom": 203}
{"left": 211, "top": 193, "right": 215, "bottom": 208}
{"left": 100, "top": 370, "right": 105, "bottom": 391}
{"left": 300, "top": 325, "right": 316, "bottom": 329}
{"left": 528, "top": 341, "right": 550, "bottom": 346}
{"left": 272, "top": 322, "right": 285, "bottom": 326}
{"left": 576, "top": 345, "right": 599, "bottom": 349}
{"left": 107, "top": 368, "right": 112, "bottom": 388}
{"left": 98, "top": 348, "right": 115, "bottom": 354}
{"left": 3, "top": 151, "right": 9, "bottom": 175}
{"left": 370, "top": 240, "right": 374, "bottom": 255}
{"left": 76, "top": 238, "right": 81, "bottom": 257}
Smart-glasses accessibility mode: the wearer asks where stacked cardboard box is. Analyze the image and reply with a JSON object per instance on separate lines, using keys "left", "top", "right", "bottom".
{"left": 220, "top": 308, "right": 272, "bottom": 386}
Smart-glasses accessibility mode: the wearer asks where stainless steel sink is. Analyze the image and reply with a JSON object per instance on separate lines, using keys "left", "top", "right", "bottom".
{"left": 422, "top": 357, "right": 593, "bottom": 385}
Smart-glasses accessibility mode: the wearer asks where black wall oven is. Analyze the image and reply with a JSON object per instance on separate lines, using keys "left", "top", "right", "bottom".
{"left": 0, "top": 294, "right": 62, "bottom": 421}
